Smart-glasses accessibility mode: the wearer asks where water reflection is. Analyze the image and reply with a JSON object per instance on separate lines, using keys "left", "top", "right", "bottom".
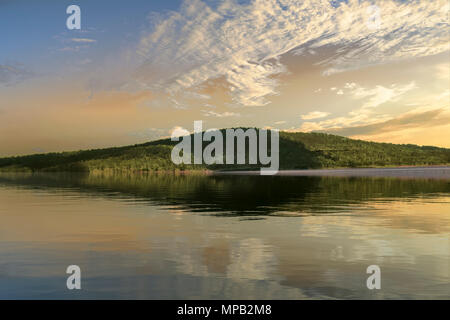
{"left": 0, "top": 172, "right": 448, "bottom": 299}
{"left": 0, "top": 172, "right": 448, "bottom": 217}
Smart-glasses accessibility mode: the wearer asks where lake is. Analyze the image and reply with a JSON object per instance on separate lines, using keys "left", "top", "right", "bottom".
{"left": 0, "top": 169, "right": 449, "bottom": 299}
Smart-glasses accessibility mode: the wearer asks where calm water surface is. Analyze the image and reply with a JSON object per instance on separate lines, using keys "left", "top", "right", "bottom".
{"left": 0, "top": 171, "right": 449, "bottom": 299}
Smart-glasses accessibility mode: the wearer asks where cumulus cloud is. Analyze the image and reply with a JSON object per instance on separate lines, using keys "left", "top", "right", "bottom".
{"left": 170, "top": 126, "right": 191, "bottom": 138}
{"left": 301, "top": 111, "right": 330, "bottom": 120}
{"left": 136, "top": 0, "right": 449, "bottom": 106}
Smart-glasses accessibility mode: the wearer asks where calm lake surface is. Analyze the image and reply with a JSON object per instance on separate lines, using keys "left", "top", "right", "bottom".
{"left": 0, "top": 169, "right": 449, "bottom": 299}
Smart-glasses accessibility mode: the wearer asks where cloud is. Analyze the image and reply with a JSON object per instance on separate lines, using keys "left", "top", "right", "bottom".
{"left": 70, "top": 38, "right": 97, "bottom": 43}
{"left": 300, "top": 111, "right": 330, "bottom": 120}
{"left": 0, "top": 63, "right": 34, "bottom": 86}
{"left": 324, "top": 106, "right": 450, "bottom": 137}
{"left": 293, "top": 104, "right": 450, "bottom": 142}
{"left": 170, "top": 126, "right": 191, "bottom": 138}
{"left": 349, "top": 82, "right": 416, "bottom": 109}
{"left": 201, "top": 110, "right": 240, "bottom": 117}
{"left": 136, "top": 0, "right": 448, "bottom": 106}
{"left": 344, "top": 82, "right": 357, "bottom": 89}
{"left": 435, "top": 89, "right": 450, "bottom": 101}
{"left": 435, "top": 63, "right": 450, "bottom": 80}
{"left": 297, "top": 109, "right": 384, "bottom": 132}
{"left": 53, "top": 33, "right": 97, "bottom": 53}
{"left": 59, "top": 47, "right": 82, "bottom": 52}
{"left": 295, "top": 82, "right": 416, "bottom": 131}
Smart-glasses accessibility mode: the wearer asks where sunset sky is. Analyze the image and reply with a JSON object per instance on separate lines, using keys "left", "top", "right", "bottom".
{"left": 1, "top": 0, "right": 449, "bottom": 156}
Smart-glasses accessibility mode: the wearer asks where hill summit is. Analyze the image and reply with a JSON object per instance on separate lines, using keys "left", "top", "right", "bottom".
{"left": 0, "top": 129, "right": 449, "bottom": 173}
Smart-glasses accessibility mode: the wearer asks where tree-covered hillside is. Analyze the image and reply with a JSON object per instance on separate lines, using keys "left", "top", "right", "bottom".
{"left": 0, "top": 130, "right": 448, "bottom": 173}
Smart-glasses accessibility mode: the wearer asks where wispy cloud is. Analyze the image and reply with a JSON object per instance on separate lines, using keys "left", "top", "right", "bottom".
{"left": 295, "top": 82, "right": 416, "bottom": 132}
{"left": 70, "top": 38, "right": 97, "bottom": 43}
{"left": 201, "top": 110, "right": 240, "bottom": 118}
{"left": 324, "top": 106, "right": 450, "bottom": 138}
{"left": 0, "top": 63, "right": 34, "bottom": 86}
{"left": 136, "top": 0, "right": 448, "bottom": 106}
{"left": 435, "top": 63, "right": 450, "bottom": 80}
{"left": 53, "top": 33, "right": 97, "bottom": 53}
{"left": 348, "top": 82, "right": 417, "bottom": 109}
{"left": 301, "top": 111, "right": 330, "bottom": 120}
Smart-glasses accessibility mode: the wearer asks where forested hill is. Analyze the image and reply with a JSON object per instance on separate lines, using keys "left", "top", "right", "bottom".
{"left": 0, "top": 130, "right": 449, "bottom": 172}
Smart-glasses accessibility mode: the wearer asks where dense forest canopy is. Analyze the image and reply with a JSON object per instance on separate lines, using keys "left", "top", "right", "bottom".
{"left": 0, "top": 130, "right": 449, "bottom": 173}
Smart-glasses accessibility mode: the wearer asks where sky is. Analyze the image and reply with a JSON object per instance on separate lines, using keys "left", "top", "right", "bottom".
{"left": 0, "top": 0, "right": 449, "bottom": 156}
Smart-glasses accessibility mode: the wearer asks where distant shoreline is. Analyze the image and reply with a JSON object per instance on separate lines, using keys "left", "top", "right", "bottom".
{"left": 2, "top": 165, "right": 449, "bottom": 179}
{"left": 215, "top": 166, "right": 450, "bottom": 179}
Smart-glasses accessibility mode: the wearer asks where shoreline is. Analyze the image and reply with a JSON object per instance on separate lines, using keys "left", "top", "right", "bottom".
{"left": 215, "top": 166, "right": 450, "bottom": 179}
{"left": 1, "top": 165, "right": 449, "bottom": 179}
